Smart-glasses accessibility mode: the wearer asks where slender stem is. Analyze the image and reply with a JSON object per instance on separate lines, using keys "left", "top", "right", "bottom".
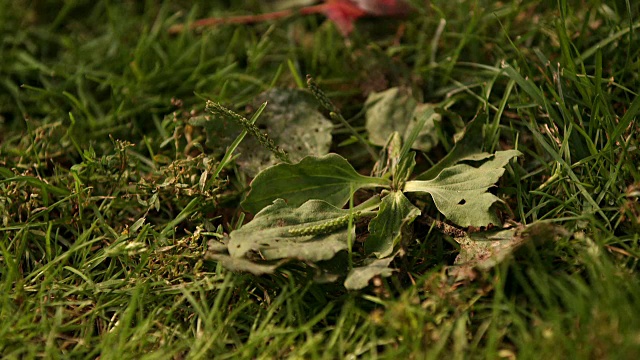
{"left": 306, "top": 75, "right": 379, "bottom": 160}
{"left": 347, "top": 183, "right": 355, "bottom": 270}
{"left": 330, "top": 112, "right": 379, "bottom": 160}
{"left": 168, "top": 4, "right": 329, "bottom": 34}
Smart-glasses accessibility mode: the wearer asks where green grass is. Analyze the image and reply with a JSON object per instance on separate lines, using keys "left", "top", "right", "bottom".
{"left": 1, "top": 0, "right": 639, "bottom": 358}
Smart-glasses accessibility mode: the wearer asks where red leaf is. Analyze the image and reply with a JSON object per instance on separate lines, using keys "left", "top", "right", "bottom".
{"left": 321, "top": 1, "right": 367, "bottom": 35}
{"left": 321, "top": 0, "right": 409, "bottom": 35}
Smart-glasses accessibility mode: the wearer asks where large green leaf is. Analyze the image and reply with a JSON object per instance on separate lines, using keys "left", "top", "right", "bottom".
{"left": 404, "top": 150, "right": 521, "bottom": 227}
{"left": 365, "top": 191, "right": 420, "bottom": 258}
{"left": 242, "top": 154, "right": 389, "bottom": 214}
{"left": 229, "top": 199, "right": 373, "bottom": 262}
{"left": 344, "top": 257, "right": 396, "bottom": 290}
{"left": 365, "top": 87, "right": 440, "bottom": 152}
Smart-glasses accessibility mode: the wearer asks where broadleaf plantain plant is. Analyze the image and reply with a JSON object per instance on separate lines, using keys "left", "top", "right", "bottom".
{"left": 205, "top": 79, "right": 522, "bottom": 290}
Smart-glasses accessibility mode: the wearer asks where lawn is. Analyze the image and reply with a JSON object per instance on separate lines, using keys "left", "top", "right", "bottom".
{"left": 1, "top": 0, "right": 639, "bottom": 358}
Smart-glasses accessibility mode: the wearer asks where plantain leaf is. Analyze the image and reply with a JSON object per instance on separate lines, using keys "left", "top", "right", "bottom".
{"left": 242, "top": 154, "right": 389, "bottom": 214}
{"left": 229, "top": 199, "right": 373, "bottom": 262}
{"left": 365, "top": 191, "right": 420, "bottom": 258}
{"left": 404, "top": 150, "right": 521, "bottom": 227}
{"left": 344, "top": 257, "right": 396, "bottom": 290}
{"left": 365, "top": 87, "right": 440, "bottom": 152}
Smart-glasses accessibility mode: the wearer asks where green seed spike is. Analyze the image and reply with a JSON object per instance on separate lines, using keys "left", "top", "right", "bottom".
{"left": 305, "top": 75, "right": 378, "bottom": 160}
{"left": 306, "top": 75, "right": 338, "bottom": 113}
{"left": 288, "top": 211, "right": 363, "bottom": 236}
{"left": 205, "top": 101, "right": 290, "bottom": 163}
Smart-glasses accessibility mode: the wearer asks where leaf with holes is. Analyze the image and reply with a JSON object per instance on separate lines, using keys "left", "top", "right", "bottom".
{"left": 404, "top": 150, "right": 521, "bottom": 227}
{"left": 242, "top": 154, "right": 390, "bottom": 214}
